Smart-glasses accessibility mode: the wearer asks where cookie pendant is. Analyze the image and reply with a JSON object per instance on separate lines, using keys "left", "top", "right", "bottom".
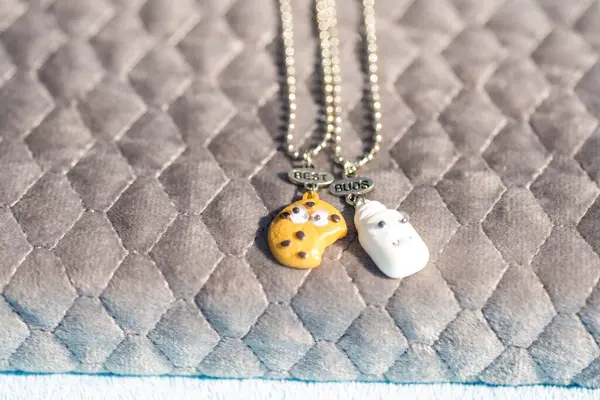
{"left": 354, "top": 199, "right": 429, "bottom": 279}
{"left": 268, "top": 192, "right": 347, "bottom": 269}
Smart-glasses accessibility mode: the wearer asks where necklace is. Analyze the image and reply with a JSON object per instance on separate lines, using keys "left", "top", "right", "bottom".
{"left": 269, "top": 0, "right": 429, "bottom": 278}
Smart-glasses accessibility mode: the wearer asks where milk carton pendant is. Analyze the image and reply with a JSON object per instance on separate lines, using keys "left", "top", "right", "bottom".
{"left": 330, "top": 177, "right": 429, "bottom": 279}
{"left": 354, "top": 199, "right": 429, "bottom": 279}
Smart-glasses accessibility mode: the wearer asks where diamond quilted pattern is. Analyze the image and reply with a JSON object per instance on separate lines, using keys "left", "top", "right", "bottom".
{"left": 196, "top": 256, "right": 267, "bottom": 338}
{"left": 9, "top": 331, "right": 78, "bottom": 373}
{"left": 1, "top": 0, "right": 600, "bottom": 386}
{"left": 54, "top": 297, "right": 124, "bottom": 365}
{"left": 91, "top": 14, "right": 153, "bottom": 75}
{"left": 292, "top": 260, "right": 365, "bottom": 341}
{"left": 52, "top": 0, "right": 114, "bottom": 38}
{"left": 0, "top": 297, "right": 29, "bottom": 362}
{"left": 338, "top": 308, "right": 408, "bottom": 375}
{"left": 79, "top": 76, "right": 147, "bottom": 141}
{"left": 439, "top": 89, "right": 506, "bottom": 154}
{"left": 244, "top": 304, "right": 314, "bottom": 372}
{"left": 104, "top": 336, "right": 172, "bottom": 375}
{"left": 341, "top": 241, "right": 401, "bottom": 306}
{"left": 482, "top": 264, "right": 555, "bottom": 347}
{"left": 118, "top": 110, "right": 185, "bottom": 176}
{"left": 385, "top": 343, "right": 452, "bottom": 383}
{"left": 529, "top": 314, "right": 600, "bottom": 383}
{"left": 0, "top": 74, "right": 54, "bottom": 140}
{"left": 1, "top": 10, "right": 66, "bottom": 69}
{"left": 576, "top": 1, "right": 600, "bottom": 49}
{"left": 391, "top": 120, "right": 459, "bottom": 186}
{"left": 487, "top": 0, "right": 552, "bottom": 55}
{"left": 67, "top": 141, "right": 135, "bottom": 211}
{"left": 178, "top": 20, "right": 242, "bottom": 77}
{"left": 532, "top": 92, "right": 598, "bottom": 156}
{"left": 107, "top": 176, "right": 177, "bottom": 252}
{"left": 437, "top": 224, "right": 507, "bottom": 309}
{"left": 208, "top": 113, "right": 273, "bottom": 179}
{"left": 151, "top": 215, "right": 222, "bottom": 299}
{"left": 39, "top": 41, "right": 105, "bottom": 101}
{"left": 573, "top": 357, "right": 600, "bottom": 388}
{"left": 577, "top": 128, "right": 600, "bottom": 185}
{"left": 218, "top": 49, "right": 276, "bottom": 108}
{"left": 532, "top": 29, "right": 597, "bottom": 86}
{"left": 483, "top": 122, "right": 550, "bottom": 187}
{"left": 480, "top": 347, "right": 546, "bottom": 385}
{"left": 388, "top": 265, "right": 460, "bottom": 344}
{"left": 197, "top": 338, "right": 265, "bottom": 378}
{"left": 129, "top": 44, "right": 192, "bottom": 107}
{"left": 395, "top": 54, "right": 461, "bottom": 118}
{"left": 486, "top": 58, "right": 550, "bottom": 119}
{"left": 579, "top": 283, "right": 600, "bottom": 344}
{"left": 483, "top": 187, "right": 553, "bottom": 265}
{"left": 541, "top": 0, "right": 593, "bottom": 24}
{"left": 245, "top": 235, "right": 310, "bottom": 304}
{"left": 290, "top": 341, "right": 358, "bottom": 381}
{"left": 436, "top": 156, "right": 505, "bottom": 224}
{"left": 0, "top": 0, "right": 25, "bottom": 32}
{"left": 148, "top": 300, "right": 219, "bottom": 368}
{"left": 54, "top": 211, "right": 127, "bottom": 296}
{"left": 0, "top": 139, "right": 41, "bottom": 206}
{"left": 442, "top": 28, "right": 505, "bottom": 86}
{"left": 0, "top": 43, "right": 14, "bottom": 86}
{"left": 250, "top": 154, "right": 296, "bottom": 214}
{"left": 4, "top": 249, "right": 77, "bottom": 329}
{"left": 226, "top": 0, "right": 274, "bottom": 45}
{"left": 202, "top": 179, "right": 266, "bottom": 255}
{"left": 399, "top": 0, "right": 462, "bottom": 52}
{"left": 139, "top": 0, "right": 200, "bottom": 39}
{"left": 450, "top": 0, "right": 504, "bottom": 24}
{"left": 100, "top": 253, "right": 174, "bottom": 334}
{"left": 159, "top": 149, "right": 228, "bottom": 214}
{"left": 435, "top": 309, "right": 504, "bottom": 379}
{"left": 169, "top": 80, "right": 235, "bottom": 147}
{"left": 25, "top": 106, "right": 94, "bottom": 173}
{"left": 12, "top": 173, "right": 83, "bottom": 248}
{"left": 579, "top": 196, "right": 600, "bottom": 255}
{"left": 0, "top": 208, "right": 30, "bottom": 287}
{"left": 530, "top": 156, "right": 599, "bottom": 225}
{"left": 532, "top": 227, "right": 600, "bottom": 314}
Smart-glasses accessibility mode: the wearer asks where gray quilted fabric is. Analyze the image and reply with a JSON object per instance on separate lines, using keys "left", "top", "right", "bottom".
{"left": 1, "top": 0, "right": 600, "bottom": 387}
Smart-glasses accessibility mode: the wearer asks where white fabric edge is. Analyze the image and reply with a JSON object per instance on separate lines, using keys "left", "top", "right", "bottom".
{"left": 0, "top": 374, "right": 598, "bottom": 400}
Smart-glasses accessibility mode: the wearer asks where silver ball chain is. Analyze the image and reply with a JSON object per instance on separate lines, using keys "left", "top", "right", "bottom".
{"left": 278, "top": 0, "right": 383, "bottom": 177}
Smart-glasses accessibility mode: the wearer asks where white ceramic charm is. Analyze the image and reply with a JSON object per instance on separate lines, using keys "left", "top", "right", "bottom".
{"left": 354, "top": 199, "right": 429, "bottom": 279}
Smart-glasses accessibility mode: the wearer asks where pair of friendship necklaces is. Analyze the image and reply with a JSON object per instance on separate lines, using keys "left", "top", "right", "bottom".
{"left": 267, "top": 0, "right": 429, "bottom": 279}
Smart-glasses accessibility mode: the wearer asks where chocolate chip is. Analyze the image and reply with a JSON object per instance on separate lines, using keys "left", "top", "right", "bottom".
{"left": 313, "top": 214, "right": 321, "bottom": 221}
{"left": 292, "top": 207, "right": 300, "bottom": 214}
{"left": 296, "top": 231, "right": 306, "bottom": 240}
{"left": 305, "top": 201, "right": 315, "bottom": 207}
{"left": 281, "top": 240, "right": 291, "bottom": 247}
{"left": 298, "top": 251, "right": 307, "bottom": 258}
{"left": 280, "top": 212, "right": 290, "bottom": 219}
{"left": 378, "top": 220, "right": 386, "bottom": 228}
{"left": 330, "top": 214, "right": 340, "bottom": 223}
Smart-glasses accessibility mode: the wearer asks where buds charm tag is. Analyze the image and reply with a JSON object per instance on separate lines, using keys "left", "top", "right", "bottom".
{"left": 354, "top": 199, "right": 429, "bottom": 279}
{"left": 329, "top": 177, "right": 374, "bottom": 197}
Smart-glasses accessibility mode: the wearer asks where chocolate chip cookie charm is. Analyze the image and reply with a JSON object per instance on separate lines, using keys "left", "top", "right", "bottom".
{"left": 268, "top": 191, "right": 347, "bottom": 269}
